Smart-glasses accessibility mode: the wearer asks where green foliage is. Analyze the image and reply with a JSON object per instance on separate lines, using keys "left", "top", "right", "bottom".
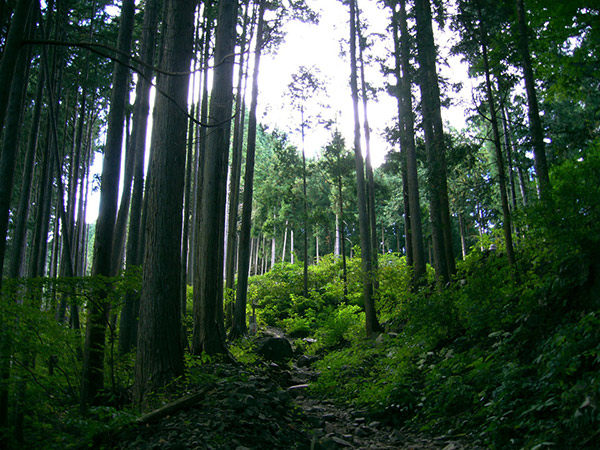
{"left": 303, "top": 143, "right": 600, "bottom": 448}
{"left": 312, "top": 304, "right": 364, "bottom": 352}
{"left": 0, "top": 270, "right": 142, "bottom": 448}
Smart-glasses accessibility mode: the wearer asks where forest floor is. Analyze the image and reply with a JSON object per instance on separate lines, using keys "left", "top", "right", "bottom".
{"left": 106, "top": 332, "right": 481, "bottom": 450}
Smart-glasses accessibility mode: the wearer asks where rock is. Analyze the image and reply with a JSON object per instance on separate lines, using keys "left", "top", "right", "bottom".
{"left": 255, "top": 337, "right": 294, "bottom": 362}
{"left": 442, "top": 444, "right": 459, "bottom": 450}
{"left": 331, "top": 436, "right": 353, "bottom": 447}
{"left": 368, "top": 421, "right": 381, "bottom": 428}
{"left": 297, "top": 354, "right": 319, "bottom": 368}
{"left": 389, "top": 429, "right": 404, "bottom": 442}
{"left": 287, "top": 384, "right": 309, "bottom": 398}
{"left": 315, "top": 437, "right": 341, "bottom": 450}
{"left": 354, "top": 426, "right": 370, "bottom": 438}
{"left": 322, "top": 413, "right": 336, "bottom": 422}
{"left": 307, "top": 415, "right": 324, "bottom": 428}
{"left": 324, "top": 422, "right": 336, "bottom": 434}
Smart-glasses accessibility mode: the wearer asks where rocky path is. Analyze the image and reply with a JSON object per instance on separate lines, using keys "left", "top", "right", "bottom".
{"left": 105, "top": 333, "right": 479, "bottom": 450}
{"left": 284, "top": 358, "right": 476, "bottom": 450}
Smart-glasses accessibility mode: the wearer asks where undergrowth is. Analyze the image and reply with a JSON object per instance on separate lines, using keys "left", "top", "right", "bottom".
{"left": 244, "top": 143, "right": 600, "bottom": 449}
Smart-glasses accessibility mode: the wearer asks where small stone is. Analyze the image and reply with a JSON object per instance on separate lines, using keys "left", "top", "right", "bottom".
{"left": 312, "top": 428, "right": 325, "bottom": 438}
{"left": 297, "top": 355, "right": 319, "bottom": 367}
{"left": 287, "top": 384, "right": 309, "bottom": 398}
{"left": 354, "top": 426, "right": 370, "bottom": 437}
{"left": 307, "top": 416, "right": 324, "bottom": 428}
{"left": 322, "top": 413, "right": 336, "bottom": 422}
{"left": 318, "top": 437, "right": 341, "bottom": 450}
{"left": 354, "top": 417, "right": 366, "bottom": 424}
{"left": 325, "top": 422, "right": 336, "bottom": 434}
{"left": 390, "top": 429, "right": 404, "bottom": 442}
{"left": 368, "top": 421, "right": 381, "bottom": 428}
{"left": 331, "top": 436, "right": 353, "bottom": 447}
{"left": 442, "top": 444, "right": 459, "bottom": 450}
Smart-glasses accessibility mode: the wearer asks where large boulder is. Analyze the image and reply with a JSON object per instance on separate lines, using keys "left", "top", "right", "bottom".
{"left": 255, "top": 337, "right": 294, "bottom": 362}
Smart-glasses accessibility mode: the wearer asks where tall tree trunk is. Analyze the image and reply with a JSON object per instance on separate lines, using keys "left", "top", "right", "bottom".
{"left": 394, "top": 0, "right": 426, "bottom": 281}
{"left": 193, "top": 0, "right": 238, "bottom": 355}
{"left": 190, "top": 6, "right": 214, "bottom": 283}
{"left": 499, "top": 100, "right": 519, "bottom": 212}
{"left": 134, "top": 0, "right": 195, "bottom": 404}
{"left": 502, "top": 104, "right": 529, "bottom": 206}
{"left": 109, "top": 107, "right": 133, "bottom": 275}
{"left": 338, "top": 177, "right": 348, "bottom": 300}
{"left": 301, "top": 123, "right": 309, "bottom": 297}
{"left": 290, "top": 230, "right": 295, "bottom": 264}
{"left": 0, "top": 21, "right": 32, "bottom": 291}
{"left": 30, "top": 125, "right": 54, "bottom": 279}
{"left": 402, "top": 164, "right": 413, "bottom": 263}
{"left": 356, "top": 2, "right": 379, "bottom": 286}
{"left": 271, "top": 234, "right": 276, "bottom": 269}
{"left": 80, "top": 0, "right": 134, "bottom": 410}
{"left": 0, "top": 0, "right": 35, "bottom": 134}
{"left": 477, "top": 3, "right": 516, "bottom": 269}
{"left": 515, "top": 0, "right": 550, "bottom": 201}
{"left": 225, "top": 0, "right": 252, "bottom": 317}
{"left": 0, "top": 22, "right": 32, "bottom": 432}
{"left": 350, "top": 0, "right": 380, "bottom": 336}
{"left": 458, "top": 214, "right": 467, "bottom": 259}
{"left": 117, "top": 0, "right": 159, "bottom": 356}
{"left": 230, "top": 0, "right": 266, "bottom": 340}
{"left": 8, "top": 73, "right": 44, "bottom": 278}
{"left": 414, "top": 0, "right": 454, "bottom": 283}
{"left": 282, "top": 222, "right": 288, "bottom": 263}
{"left": 181, "top": 8, "right": 203, "bottom": 325}
{"left": 335, "top": 214, "right": 340, "bottom": 256}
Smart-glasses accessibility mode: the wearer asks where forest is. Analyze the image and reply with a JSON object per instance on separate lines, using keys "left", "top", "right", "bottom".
{"left": 0, "top": 0, "right": 599, "bottom": 448}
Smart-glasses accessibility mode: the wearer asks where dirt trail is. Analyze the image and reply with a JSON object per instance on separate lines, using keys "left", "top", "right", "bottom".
{"left": 285, "top": 357, "right": 477, "bottom": 450}
{"left": 107, "top": 330, "right": 480, "bottom": 449}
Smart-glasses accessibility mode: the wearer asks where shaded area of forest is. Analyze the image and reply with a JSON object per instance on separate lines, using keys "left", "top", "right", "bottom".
{"left": 0, "top": 0, "right": 599, "bottom": 448}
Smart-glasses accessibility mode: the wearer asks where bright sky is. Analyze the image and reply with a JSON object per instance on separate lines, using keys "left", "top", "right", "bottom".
{"left": 259, "top": 0, "right": 396, "bottom": 166}
{"left": 86, "top": 0, "right": 471, "bottom": 223}
{"left": 258, "top": 0, "right": 470, "bottom": 166}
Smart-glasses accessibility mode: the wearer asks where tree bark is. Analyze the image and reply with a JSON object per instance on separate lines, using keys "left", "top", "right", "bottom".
{"left": 134, "top": 0, "right": 195, "bottom": 404}
{"left": 515, "top": 0, "right": 550, "bottom": 202}
{"left": 118, "top": 0, "right": 159, "bottom": 356}
{"left": 0, "top": 0, "right": 35, "bottom": 134}
{"left": 0, "top": 41, "right": 33, "bottom": 283}
{"left": 350, "top": 0, "right": 380, "bottom": 336}
{"left": 0, "top": 21, "right": 32, "bottom": 432}
{"left": 477, "top": 3, "right": 516, "bottom": 269}
{"left": 356, "top": 3, "right": 379, "bottom": 287}
{"left": 80, "top": 0, "right": 134, "bottom": 410}
{"left": 394, "top": 0, "right": 426, "bottom": 281}
{"left": 230, "top": 0, "right": 266, "bottom": 340}
{"left": 190, "top": 6, "right": 214, "bottom": 283}
{"left": 193, "top": 0, "right": 239, "bottom": 355}
{"left": 225, "top": 0, "right": 252, "bottom": 316}
{"left": 414, "top": 0, "right": 454, "bottom": 283}
{"left": 338, "top": 176, "right": 348, "bottom": 300}
{"left": 8, "top": 73, "right": 44, "bottom": 278}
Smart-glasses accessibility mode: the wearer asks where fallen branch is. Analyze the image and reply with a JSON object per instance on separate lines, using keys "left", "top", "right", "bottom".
{"left": 137, "top": 383, "right": 216, "bottom": 425}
